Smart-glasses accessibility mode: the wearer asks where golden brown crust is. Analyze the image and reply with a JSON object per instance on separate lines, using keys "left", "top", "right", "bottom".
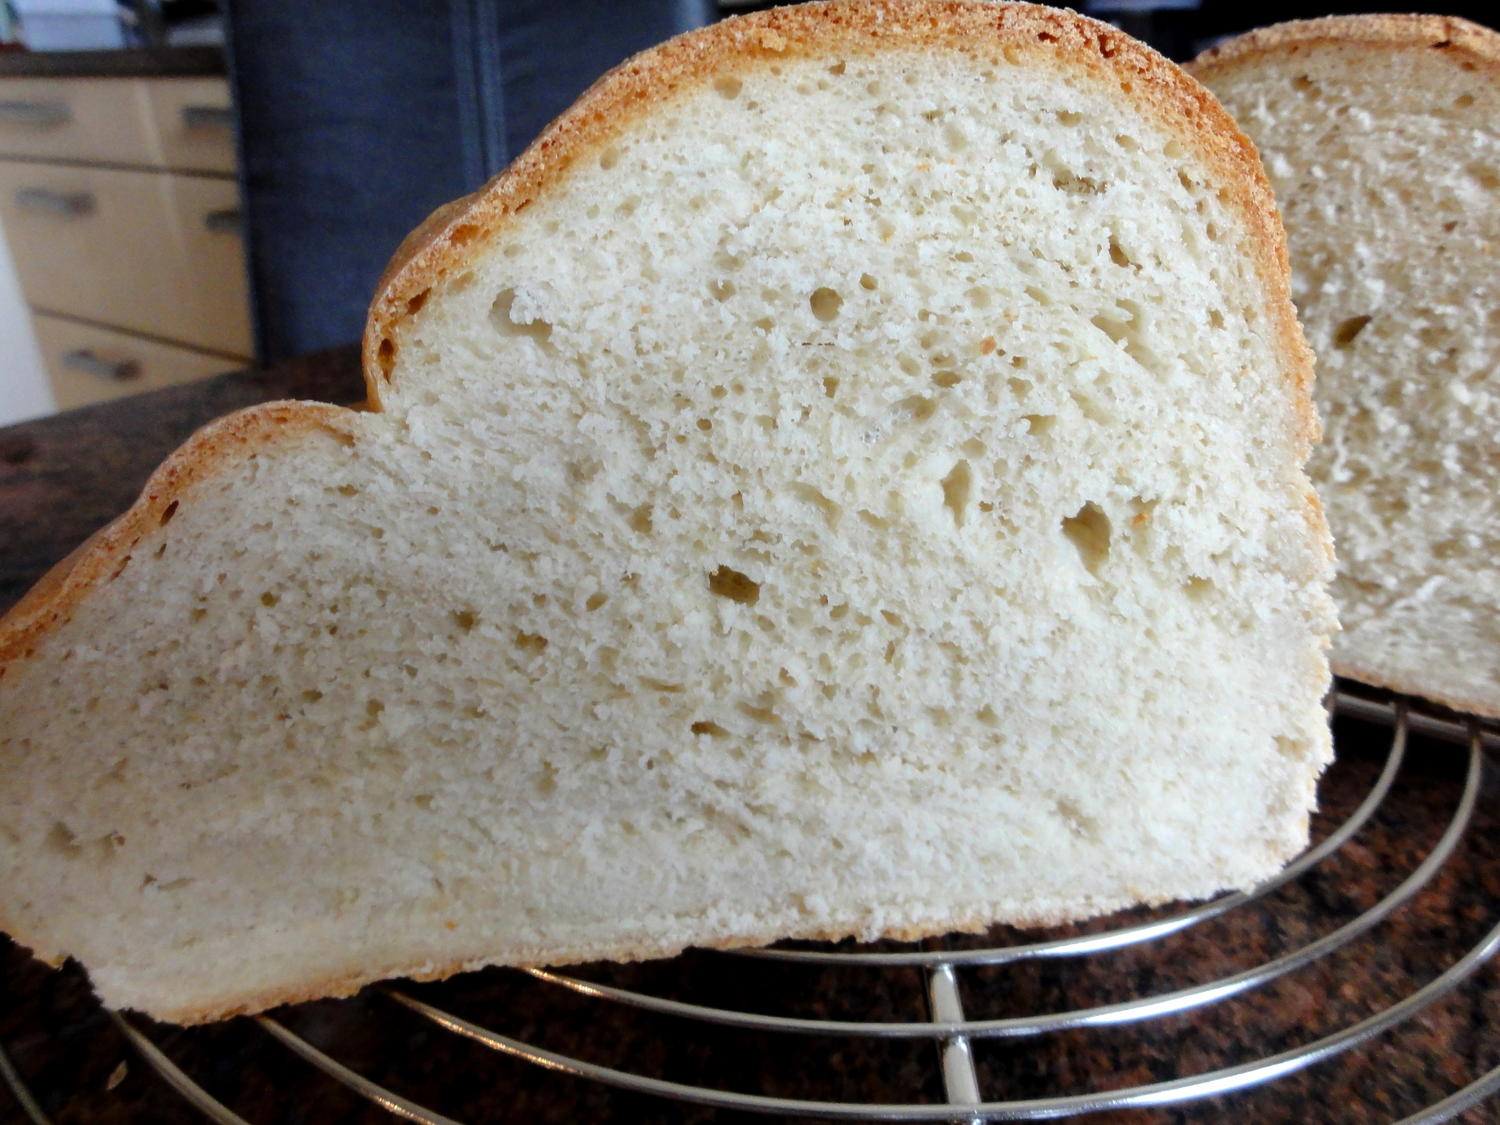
{"left": 1188, "top": 13, "right": 1500, "bottom": 83}
{"left": 0, "top": 402, "right": 356, "bottom": 671}
{"left": 363, "top": 0, "right": 1320, "bottom": 460}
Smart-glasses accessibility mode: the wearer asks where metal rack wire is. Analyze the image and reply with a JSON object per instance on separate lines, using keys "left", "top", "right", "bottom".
{"left": 3, "top": 685, "right": 1497, "bottom": 1123}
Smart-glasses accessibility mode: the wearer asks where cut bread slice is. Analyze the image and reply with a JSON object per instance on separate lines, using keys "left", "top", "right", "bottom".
{"left": 0, "top": 0, "right": 1335, "bottom": 1024}
{"left": 1191, "top": 16, "right": 1500, "bottom": 717}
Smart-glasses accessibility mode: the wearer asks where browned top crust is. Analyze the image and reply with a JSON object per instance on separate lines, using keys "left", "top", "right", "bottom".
{"left": 0, "top": 0, "right": 1320, "bottom": 676}
{"left": 1188, "top": 13, "right": 1500, "bottom": 81}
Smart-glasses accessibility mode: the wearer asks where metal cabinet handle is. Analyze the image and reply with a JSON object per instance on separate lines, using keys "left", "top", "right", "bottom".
{"left": 180, "top": 105, "right": 234, "bottom": 130}
{"left": 203, "top": 208, "right": 242, "bottom": 234}
{"left": 63, "top": 349, "right": 140, "bottom": 382}
{"left": 15, "top": 187, "right": 95, "bottom": 217}
{"left": 0, "top": 99, "right": 71, "bottom": 127}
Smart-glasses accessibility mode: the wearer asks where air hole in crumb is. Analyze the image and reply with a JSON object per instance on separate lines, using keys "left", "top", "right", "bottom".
{"left": 159, "top": 501, "right": 179, "bottom": 526}
{"left": 1023, "top": 414, "right": 1056, "bottom": 435}
{"left": 810, "top": 287, "right": 842, "bottom": 321}
{"left": 1057, "top": 109, "right": 1083, "bottom": 126}
{"left": 933, "top": 370, "right": 961, "bottom": 388}
{"left": 1062, "top": 502, "right": 1111, "bottom": 575}
{"left": 628, "top": 504, "right": 654, "bottom": 535}
{"left": 586, "top": 592, "right": 608, "bottom": 611}
{"left": 537, "top": 762, "right": 558, "bottom": 795}
{"left": 1292, "top": 74, "right": 1319, "bottom": 97}
{"left": 413, "top": 794, "right": 434, "bottom": 810}
{"left": 940, "top": 460, "right": 972, "bottom": 528}
{"left": 709, "top": 278, "right": 736, "bottom": 301}
{"left": 1468, "top": 163, "right": 1500, "bottom": 190}
{"left": 406, "top": 289, "right": 429, "bottom": 316}
{"left": 1184, "top": 576, "right": 1214, "bottom": 600}
{"left": 257, "top": 591, "right": 278, "bottom": 608}
{"left": 1208, "top": 309, "right": 1226, "bottom": 329}
{"left": 514, "top": 631, "right": 549, "bottom": 652}
{"left": 490, "top": 288, "right": 553, "bottom": 343}
{"left": 859, "top": 273, "right": 878, "bottom": 291}
{"left": 377, "top": 338, "right": 396, "bottom": 381}
{"left": 1455, "top": 93, "right": 1475, "bottom": 108}
{"left": 366, "top": 700, "right": 385, "bottom": 717}
{"left": 708, "top": 565, "right": 760, "bottom": 605}
{"left": 1108, "top": 236, "right": 1132, "bottom": 267}
{"left": 792, "top": 482, "right": 841, "bottom": 527}
{"left": 1333, "top": 315, "right": 1372, "bottom": 348}
{"left": 738, "top": 702, "right": 780, "bottom": 725}
{"left": 894, "top": 395, "right": 937, "bottom": 423}
{"left": 452, "top": 609, "right": 479, "bottom": 632}
{"left": 641, "top": 677, "right": 685, "bottom": 693}
{"left": 715, "top": 76, "right": 743, "bottom": 99}
{"left": 46, "top": 821, "right": 81, "bottom": 855}
{"left": 823, "top": 376, "right": 840, "bottom": 398}
{"left": 302, "top": 690, "right": 323, "bottom": 703}
{"left": 691, "top": 720, "right": 728, "bottom": 737}
{"left": 599, "top": 146, "right": 621, "bottom": 170}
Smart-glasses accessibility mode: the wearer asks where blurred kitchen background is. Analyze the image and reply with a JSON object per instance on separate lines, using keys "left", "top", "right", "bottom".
{"left": 0, "top": 0, "right": 1494, "bottom": 426}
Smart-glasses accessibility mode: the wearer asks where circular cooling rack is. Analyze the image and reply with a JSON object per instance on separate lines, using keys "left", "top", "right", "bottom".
{"left": 2, "top": 684, "right": 1497, "bottom": 1124}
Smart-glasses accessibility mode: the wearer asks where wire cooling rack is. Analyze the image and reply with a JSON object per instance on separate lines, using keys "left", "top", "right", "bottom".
{"left": 2, "top": 684, "right": 1497, "bottom": 1124}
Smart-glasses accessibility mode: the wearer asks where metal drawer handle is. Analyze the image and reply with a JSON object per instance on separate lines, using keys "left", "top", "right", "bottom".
{"left": 15, "top": 187, "right": 95, "bottom": 217}
{"left": 180, "top": 105, "right": 234, "bottom": 130}
{"left": 203, "top": 208, "right": 242, "bottom": 234}
{"left": 63, "top": 349, "right": 140, "bottom": 382}
{"left": 0, "top": 99, "right": 72, "bottom": 127}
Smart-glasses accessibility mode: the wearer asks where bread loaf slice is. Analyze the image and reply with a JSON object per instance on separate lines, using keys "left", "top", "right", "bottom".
{"left": 0, "top": 1, "right": 1335, "bottom": 1024}
{"left": 1191, "top": 16, "right": 1500, "bottom": 717}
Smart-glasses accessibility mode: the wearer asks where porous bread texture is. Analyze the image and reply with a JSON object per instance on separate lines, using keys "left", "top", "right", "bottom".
{"left": 1192, "top": 16, "right": 1500, "bottom": 717}
{"left": 0, "top": 1, "right": 1335, "bottom": 1024}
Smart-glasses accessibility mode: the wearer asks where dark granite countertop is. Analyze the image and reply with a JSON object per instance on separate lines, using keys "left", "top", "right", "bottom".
{"left": 0, "top": 350, "right": 1495, "bottom": 1123}
{"left": 0, "top": 46, "right": 223, "bottom": 80}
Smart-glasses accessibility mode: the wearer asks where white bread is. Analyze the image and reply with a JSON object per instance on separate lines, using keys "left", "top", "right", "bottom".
{"left": 0, "top": 1, "right": 1335, "bottom": 1024}
{"left": 1191, "top": 16, "right": 1500, "bottom": 717}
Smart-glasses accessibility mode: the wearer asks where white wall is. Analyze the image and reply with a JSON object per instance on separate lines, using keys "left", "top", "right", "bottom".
{"left": 0, "top": 209, "right": 54, "bottom": 426}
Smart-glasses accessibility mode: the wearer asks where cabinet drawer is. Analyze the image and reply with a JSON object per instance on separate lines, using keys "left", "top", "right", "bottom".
{"left": 0, "top": 162, "right": 252, "bottom": 356}
{"left": 0, "top": 77, "right": 156, "bottom": 165}
{"left": 33, "top": 314, "right": 237, "bottom": 411}
{"left": 147, "top": 78, "right": 236, "bottom": 174}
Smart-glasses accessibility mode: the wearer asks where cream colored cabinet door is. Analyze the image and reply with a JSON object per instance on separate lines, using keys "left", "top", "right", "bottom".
{"left": 0, "top": 77, "right": 158, "bottom": 165}
{"left": 0, "top": 162, "right": 252, "bottom": 357}
{"left": 33, "top": 313, "right": 239, "bottom": 410}
{"left": 147, "top": 78, "right": 237, "bottom": 174}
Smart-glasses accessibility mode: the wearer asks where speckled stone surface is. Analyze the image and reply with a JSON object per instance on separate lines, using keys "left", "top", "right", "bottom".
{"left": 0, "top": 353, "right": 1496, "bottom": 1124}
